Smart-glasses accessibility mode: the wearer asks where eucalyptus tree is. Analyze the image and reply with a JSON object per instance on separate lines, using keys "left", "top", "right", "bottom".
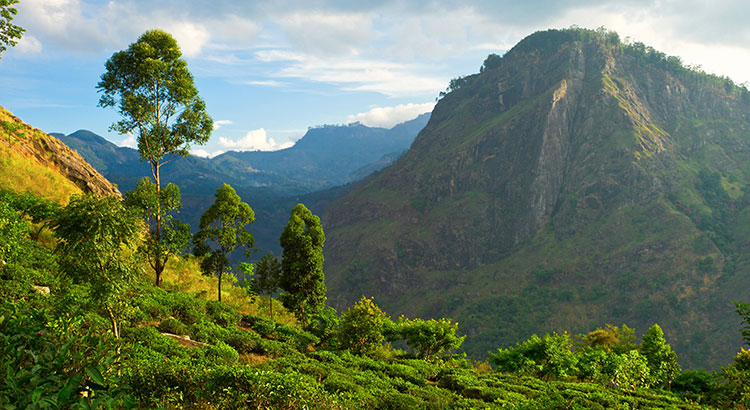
{"left": 97, "top": 29, "right": 212, "bottom": 286}
{"left": 193, "top": 184, "right": 254, "bottom": 302}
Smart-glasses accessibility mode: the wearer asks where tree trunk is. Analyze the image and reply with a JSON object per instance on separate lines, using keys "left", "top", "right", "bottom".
{"left": 218, "top": 271, "right": 222, "bottom": 302}
{"left": 154, "top": 162, "right": 163, "bottom": 287}
{"left": 106, "top": 307, "right": 119, "bottom": 339}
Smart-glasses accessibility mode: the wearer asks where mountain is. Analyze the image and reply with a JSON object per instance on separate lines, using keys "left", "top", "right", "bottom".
{"left": 54, "top": 113, "right": 430, "bottom": 195}
{"left": 322, "top": 28, "right": 750, "bottom": 369}
{"left": 212, "top": 113, "right": 430, "bottom": 190}
{"left": 0, "top": 106, "right": 119, "bottom": 202}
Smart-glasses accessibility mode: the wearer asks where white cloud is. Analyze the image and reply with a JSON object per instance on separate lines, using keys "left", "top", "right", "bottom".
{"left": 14, "top": 35, "right": 43, "bottom": 54}
{"left": 217, "top": 128, "right": 294, "bottom": 151}
{"left": 159, "top": 21, "right": 210, "bottom": 57}
{"left": 119, "top": 134, "right": 136, "bottom": 148}
{"left": 191, "top": 148, "right": 225, "bottom": 158}
{"left": 277, "top": 11, "right": 374, "bottom": 56}
{"left": 242, "top": 80, "right": 286, "bottom": 87}
{"left": 259, "top": 51, "right": 447, "bottom": 97}
{"left": 347, "top": 102, "right": 434, "bottom": 128}
{"left": 213, "top": 120, "right": 233, "bottom": 130}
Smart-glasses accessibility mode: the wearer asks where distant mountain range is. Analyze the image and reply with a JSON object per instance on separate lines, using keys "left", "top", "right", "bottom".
{"left": 51, "top": 113, "right": 429, "bottom": 196}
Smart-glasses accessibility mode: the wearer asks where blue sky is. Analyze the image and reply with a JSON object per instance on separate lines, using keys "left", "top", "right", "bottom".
{"left": 1, "top": 0, "right": 749, "bottom": 157}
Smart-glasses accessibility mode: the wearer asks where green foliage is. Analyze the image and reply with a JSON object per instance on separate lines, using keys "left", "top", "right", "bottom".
{"left": 640, "top": 324, "right": 681, "bottom": 387}
{"left": 125, "top": 177, "right": 191, "bottom": 286}
{"left": 157, "top": 317, "right": 188, "bottom": 336}
{"left": 0, "top": 302, "right": 135, "bottom": 409}
{"left": 0, "top": 196, "right": 30, "bottom": 263}
{"left": 279, "top": 203, "right": 326, "bottom": 326}
{"left": 245, "top": 252, "right": 281, "bottom": 317}
{"left": 193, "top": 183, "right": 255, "bottom": 302}
{"left": 491, "top": 332, "right": 578, "bottom": 380}
{"left": 0, "top": 188, "right": 60, "bottom": 241}
{"left": 98, "top": 29, "right": 211, "bottom": 290}
{"left": 735, "top": 301, "right": 750, "bottom": 346}
{"left": 306, "top": 306, "right": 340, "bottom": 348}
{"left": 97, "top": 29, "right": 212, "bottom": 167}
{"left": 394, "top": 316, "right": 466, "bottom": 361}
{"left": 203, "top": 341, "right": 239, "bottom": 365}
{"left": 0, "top": 0, "right": 24, "bottom": 58}
{"left": 53, "top": 194, "right": 143, "bottom": 338}
{"left": 339, "top": 296, "right": 387, "bottom": 355}
{"left": 580, "top": 324, "right": 636, "bottom": 354}
{"left": 480, "top": 53, "right": 502, "bottom": 72}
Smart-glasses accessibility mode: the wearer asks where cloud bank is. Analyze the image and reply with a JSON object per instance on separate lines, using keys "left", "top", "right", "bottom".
{"left": 347, "top": 102, "right": 434, "bottom": 128}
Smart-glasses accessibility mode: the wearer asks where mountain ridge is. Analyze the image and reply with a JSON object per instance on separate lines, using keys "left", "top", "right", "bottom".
{"left": 322, "top": 28, "right": 750, "bottom": 369}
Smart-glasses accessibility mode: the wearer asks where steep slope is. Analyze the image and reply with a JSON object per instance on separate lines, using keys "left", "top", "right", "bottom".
{"left": 322, "top": 29, "right": 750, "bottom": 369}
{"left": 0, "top": 106, "right": 119, "bottom": 201}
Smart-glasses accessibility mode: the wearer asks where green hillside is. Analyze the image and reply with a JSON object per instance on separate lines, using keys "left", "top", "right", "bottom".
{"left": 1, "top": 186, "right": 737, "bottom": 408}
{"left": 322, "top": 28, "right": 750, "bottom": 369}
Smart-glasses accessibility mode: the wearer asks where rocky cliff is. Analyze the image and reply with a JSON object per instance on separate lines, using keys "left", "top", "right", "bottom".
{"left": 0, "top": 106, "right": 120, "bottom": 199}
{"left": 322, "top": 29, "right": 750, "bottom": 368}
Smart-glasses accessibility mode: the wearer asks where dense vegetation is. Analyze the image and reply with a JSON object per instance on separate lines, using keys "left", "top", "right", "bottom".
{"left": 1, "top": 186, "right": 749, "bottom": 409}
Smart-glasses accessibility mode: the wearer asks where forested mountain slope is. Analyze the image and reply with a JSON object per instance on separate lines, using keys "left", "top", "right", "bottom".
{"left": 323, "top": 28, "right": 750, "bottom": 369}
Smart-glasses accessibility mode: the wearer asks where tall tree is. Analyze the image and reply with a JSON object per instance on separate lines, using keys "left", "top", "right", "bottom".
{"left": 244, "top": 253, "right": 281, "bottom": 318}
{"left": 193, "top": 184, "right": 254, "bottom": 302}
{"left": 124, "top": 177, "right": 191, "bottom": 285}
{"left": 279, "top": 203, "right": 326, "bottom": 326}
{"left": 53, "top": 194, "right": 142, "bottom": 338}
{"left": 97, "top": 29, "right": 212, "bottom": 286}
{"left": 0, "top": 0, "right": 24, "bottom": 58}
{"left": 640, "top": 324, "right": 681, "bottom": 388}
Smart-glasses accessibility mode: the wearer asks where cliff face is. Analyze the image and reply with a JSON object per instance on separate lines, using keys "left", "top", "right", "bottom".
{"left": 0, "top": 106, "right": 121, "bottom": 199}
{"left": 323, "top": 29, "right": 750, "bottom": 368}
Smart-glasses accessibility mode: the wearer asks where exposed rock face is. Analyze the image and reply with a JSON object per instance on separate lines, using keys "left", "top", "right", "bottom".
{"left": 0, "top": 106, "right": 121, "bottom": 198}
{"left": 322, "top": 29, "right": 750, "bottom": 368}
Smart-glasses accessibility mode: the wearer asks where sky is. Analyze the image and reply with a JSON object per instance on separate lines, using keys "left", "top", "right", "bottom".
{"left": 1, "top": 0, "right": 749, "bottom": 158}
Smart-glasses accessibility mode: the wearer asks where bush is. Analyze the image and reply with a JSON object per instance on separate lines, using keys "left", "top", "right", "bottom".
{"left": 242, "top": 314, "right": 276, "bottom": 336}
{"left": 225, "top": 328, "right": 261, "bottom": 354}
{"left": 190, "top": 319, "right": 230, "bottom": 344}
{"left": 206, "top": 300, "right": 241, "bottom": 327}
{"left": 339, "top": 296, "right": 387, "bottom": 355}
{"left": 395, "top": 317, "right": 465, "bottom": 361}
{"left": 157, "top": 317, "right": 189, "bottom": 336}
{"left": 167, "top": 292, "right": 206, "bottom": 324}
{"left": 203, "top": 341, "right": 239, "bottom": 365}
{"left": 491, "top": 333, "right": 577, "bottom": 379}
{"left": 274, "top": 323, "right": 319, "bottom": 350}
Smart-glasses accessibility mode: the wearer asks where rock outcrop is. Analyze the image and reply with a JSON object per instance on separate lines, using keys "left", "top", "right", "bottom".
{"left": 0, "top": 106, "right": 121, "bottom": 198}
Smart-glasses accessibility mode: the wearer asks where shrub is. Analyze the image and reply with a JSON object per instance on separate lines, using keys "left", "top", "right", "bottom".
{"left": 339, "top": 296, "right": 387, "bottom": 355}
{"left": 203, "top": 341, "right": 239, "bottom": 365}
{"left": 225, "top": 328, "right": 261, "bottom": 354}
{"left": 491, "top": 332, "right": 577, "bottom": 379}
{"left": 167, "top": 292, "right": 206, "bottom": 324}
{"left": 395, "top": 317, "right": 465, "bottom": 361}
{"left": 190, "top": 319, "right": 230, "bottom": 344}
{"left": 157, "top": 317, "right": 189, "bottom": 336}
{"left": 206, "top": 300, "right": 241, "bottom": 327}
{"left": 242, "top": 314, "right": 276, "bottom": 336}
